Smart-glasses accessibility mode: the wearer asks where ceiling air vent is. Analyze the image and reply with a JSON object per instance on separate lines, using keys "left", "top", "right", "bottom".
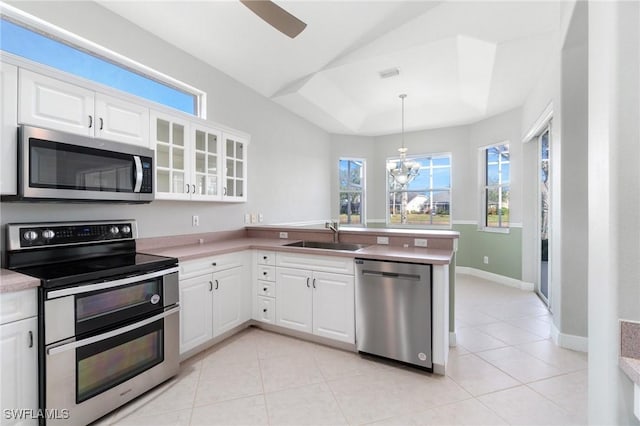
{"left": 379, "top": 68, "right": 400, "bottom": 79}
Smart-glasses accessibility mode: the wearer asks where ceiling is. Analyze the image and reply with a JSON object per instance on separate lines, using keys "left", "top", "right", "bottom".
{"left": 97, "top": 1, "right": 564, "bottom": 136}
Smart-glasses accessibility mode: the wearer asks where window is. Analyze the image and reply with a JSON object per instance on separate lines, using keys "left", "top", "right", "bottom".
{"left": 387, "top": 154, "right": 451, "bottom": 226}
{"left": 483, "top": 143, "right": 510, "bottom": 228}
{"left": 0, "top": 17, "right": 201, "bottom": 115}
{"left": 339, "top": 159, "right": 364, "bottom": 225}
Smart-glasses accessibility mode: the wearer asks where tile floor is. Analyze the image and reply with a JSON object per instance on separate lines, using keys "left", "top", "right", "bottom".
{"left": 94, "top": 273, "right": 588, "bottom": 425}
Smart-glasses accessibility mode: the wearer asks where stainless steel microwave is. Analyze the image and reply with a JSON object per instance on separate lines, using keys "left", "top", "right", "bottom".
{"left": 13, "top": 125, "right": 154, "bottom": 202}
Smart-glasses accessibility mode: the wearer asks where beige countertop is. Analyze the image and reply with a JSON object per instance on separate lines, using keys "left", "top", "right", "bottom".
{"left": 620, "top": 357, "right": 640, "bottom": 386}
{"left": 141, "top": 237, "right": 455, "bottom": 265}
{"left": 1, "top": 236, "right": 455, "bottom": 294}
{"left": 0, "top": 268, "right": 40, "bottom": 293}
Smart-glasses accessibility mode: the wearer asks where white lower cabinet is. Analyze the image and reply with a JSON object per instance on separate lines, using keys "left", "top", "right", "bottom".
{"left": 179, "top": 274, "right": 214, "bottom": 353}
{"left": 275, "top": 267, "right": 354, "bottom": 344}
{"left": 0, "top": 289, "right": 38, "bottom": 426}
{"left": 179, "top": 257, "right": 250, "bottom": 355}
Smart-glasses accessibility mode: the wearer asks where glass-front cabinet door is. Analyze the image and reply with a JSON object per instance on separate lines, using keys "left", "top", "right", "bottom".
{"left": 191, "top": 124, "right": 222, "bottom": 201}
{"left": 223, "top": 133, "right": 247, "bottom": 202}
{"left": 152, "top": 112, "right": 191, "bottom": 200}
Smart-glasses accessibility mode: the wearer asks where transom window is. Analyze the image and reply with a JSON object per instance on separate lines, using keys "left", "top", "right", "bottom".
{"left": 0, "top": 17, "right": 201, "bottom": 116}
{"left": 339, "top": 159, "right": 365, "bottom": 225}
{"left": 387, "top": 154, "right": 451, "bottom": 227}
{"left": 483, "top": 143, "right": 510, "bottom": 228}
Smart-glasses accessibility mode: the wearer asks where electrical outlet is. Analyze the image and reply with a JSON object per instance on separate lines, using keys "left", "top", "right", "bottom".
{"left": 414, "top": 238, "right": 428, "bottom": 247}
{"left": 483, "top": 256, "right": 489, "bottom": 264}
{"left": 244, "top": 214, "right": 251, "bottom": 224}
{"left": 258, "top": 213, "right": 264, "bottom": 223}
{"left": 250, "top": 213, "right": 257, "bottom": 224}
{"left": 192, "top": 215, "right": 199, "bottom": 227}
{"left": 377, "top": 236, "right": 389, "bottom": 245}
{"left": 279, "top": 232, "right": 289, "bottom": 239}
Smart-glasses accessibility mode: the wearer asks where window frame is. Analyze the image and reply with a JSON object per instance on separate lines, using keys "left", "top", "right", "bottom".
{"left": 480, "top": 141, "right": 510, "bottom": 233}
{"left": 385, "top": 152, "right": 452, "bottom": 229}
{"left": 0, "top": 6, "right": 206, "bottom": 117}
{"left": 338, "top": 157, "right": 366, "bottom": 226}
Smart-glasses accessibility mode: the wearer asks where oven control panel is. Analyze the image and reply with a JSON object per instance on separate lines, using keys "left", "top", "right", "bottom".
{"left": 7, "top": 221, "right": 138, "bottom": 249}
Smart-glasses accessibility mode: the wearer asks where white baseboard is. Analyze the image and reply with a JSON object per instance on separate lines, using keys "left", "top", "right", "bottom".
{"left": 457, "top": 267, "right": 534, "bottom": 291}
{"left": 551, "top": 322, "right": 588, "bottom": 352}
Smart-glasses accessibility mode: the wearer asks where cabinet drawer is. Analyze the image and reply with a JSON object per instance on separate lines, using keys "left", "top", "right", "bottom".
{"left": 276, "top": 252, "right": 354, "bottom": 275}
{"left": 180, "top": 252, "right": 246, "bottom": 278}
{"left": 256, "top": 296, "right": 275, "bottom": 324}
{"left": 257, "top": 281, "right": 275, "bottom": 298}
{"left": 0, "top": 289, "right": 37, "bottom": 325}
{"left": 257, "top": 251, "right": 275, "bottom": 266}
{"left": 257, "top": 265, "right": 275, "bottom": 282}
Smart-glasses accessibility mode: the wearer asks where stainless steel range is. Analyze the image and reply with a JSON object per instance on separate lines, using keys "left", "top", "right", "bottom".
{"left": 6, "top": 220, "right": 180, "bottom": 426}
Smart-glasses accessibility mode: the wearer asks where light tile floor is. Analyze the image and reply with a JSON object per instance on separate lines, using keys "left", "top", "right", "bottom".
{"left": 94, "top": 273, "right": 588, "bottom": 425}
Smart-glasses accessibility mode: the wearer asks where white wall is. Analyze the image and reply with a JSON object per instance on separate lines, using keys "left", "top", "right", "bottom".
{"left": 0, "top": 1, "right": 332, "bottom": 239}
{"left": 589, "top": 1, "right": 640, "bottom": 424}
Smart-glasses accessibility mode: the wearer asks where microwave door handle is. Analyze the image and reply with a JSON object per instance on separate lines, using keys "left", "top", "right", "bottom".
{"left": 133, "top": 156, "right": 143, "bottom": 193}
{"left": 46, "top": 306, "right": 180, "bottom": 356}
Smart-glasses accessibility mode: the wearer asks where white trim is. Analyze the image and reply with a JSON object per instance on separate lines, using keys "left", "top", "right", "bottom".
{"left": 0, "top": 2, "right": 206, "bottom": 117}
{"left": 550, "top": 322, "right": 588, "bottom": 353}
{"left": 523, "top": 102, "right": 553, "bottom": 143}
{"left": 457, "top": 267, "right": 534, "bottom": 291}
{"left": 452, "top": 220, "right": 478, "bottom": 226}
{"left": 479, "top": 227, "right": 510, "bottom": 234}
{"left": 449, "top": 332, "right": 457, "bottom": 347}
{"left": 510, "top": 222, "right": 523, "bottom": 228}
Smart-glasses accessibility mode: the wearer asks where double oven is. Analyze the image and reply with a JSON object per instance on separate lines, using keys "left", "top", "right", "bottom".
{"left": 6, "top": 220, "right": 179, "bottom": 425}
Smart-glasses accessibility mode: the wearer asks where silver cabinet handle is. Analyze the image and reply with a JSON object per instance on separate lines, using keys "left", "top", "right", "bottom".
{"left": 263, "top": 308, "right": 267, "bottom": 313}
{"left": 215, "top": 280, "right": 219, "bottom": 290}
{"left": 47, "top": 306, "right": 180, "bottom": 355}
{"left": 312, "top": 278, "right": 316, "bottom": 289}
{"left": 263, "top": 287, "right": 267, "bottom": 292}
{"left": 211, "top": 262, "right": 217, "bottom": 266}
{"left": 88, "top": 115, "right": 93, "bottom": 128}
{"left": 186, "top": 184, "right": 190, "bottom": 194}
{"left": 306, "top": 277, "right": 310, "bottom": 288}
{"left": 99, "top": 117, "right": 104, "bottom": 130}
{"left": 223, "top": 187, "right": 227, "bottom": 196}
{"left": 209, "top": 281, "right": 213, "bottom": 292}
{"left": 192, "top": 184, "right": 196, "bottom": 193}
{"left": 28, "top": 331, "right": 33, "bottom": 348}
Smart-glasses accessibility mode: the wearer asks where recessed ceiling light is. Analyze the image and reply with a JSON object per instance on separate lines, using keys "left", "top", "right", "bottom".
{"left": 379, "top": 68, "right": 400, "bottom": 79}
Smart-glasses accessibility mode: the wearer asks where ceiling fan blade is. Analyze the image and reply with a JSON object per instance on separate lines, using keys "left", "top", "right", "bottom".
{"left": 240, "top": 0, "right": 307, "bottom": 39}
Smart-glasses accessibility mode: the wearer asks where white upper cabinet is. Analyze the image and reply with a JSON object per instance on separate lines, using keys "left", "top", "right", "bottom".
{"left": 1, "top": 63, "right": 18, "bottom": 195}
{"left": 152, "top": 112, "right": 248, "bottom": 202}
{"left": 19, "top": 69, "right": 149, "bottom": 147}
{"left": 222, "top": 132, "right": 247, "bottom": 202}
{"left": 152, "top": 111, "right": 191, "bottom": 200}
{"left": 191, "top": 123, "right": 222, "bottom": 201}
{"left": 94, "top": 93, "right": 149, "bottom": 146}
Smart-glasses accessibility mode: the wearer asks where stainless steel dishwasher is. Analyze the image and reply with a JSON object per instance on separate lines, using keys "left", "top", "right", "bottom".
{"left": 355, "top": 258, "right": 432, "bottom": 369}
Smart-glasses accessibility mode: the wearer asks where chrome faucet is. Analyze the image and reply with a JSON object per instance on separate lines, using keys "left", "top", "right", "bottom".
{"left": 325, "top": 221, "right": 339, "bottom": 242}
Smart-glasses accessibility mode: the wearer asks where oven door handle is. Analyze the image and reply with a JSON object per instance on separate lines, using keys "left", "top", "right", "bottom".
{"left": 47, "top": 267, "right": 180, "bottom": 299}
{"left": 47, "top": 306, "right": 180, "bottom": 356}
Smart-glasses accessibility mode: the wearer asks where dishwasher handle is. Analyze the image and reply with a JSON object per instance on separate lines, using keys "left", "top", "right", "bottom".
{"left": 361, "top": 270, "right": 421, "bottom": 281}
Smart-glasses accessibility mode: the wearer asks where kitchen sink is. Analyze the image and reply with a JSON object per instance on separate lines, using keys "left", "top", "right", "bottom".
{"left": 284, "top": 241, "right": 367, "bottom": 251}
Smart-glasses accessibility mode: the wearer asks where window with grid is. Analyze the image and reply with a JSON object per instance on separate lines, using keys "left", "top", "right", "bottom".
{"left": 387, "top": 154, "right": 451, "bottom": 226}
{"left": 339, "top": 159, "right": 365, "bottom": 225}
{"left": 483, "top": 144, "right": 510, "bottom": 228}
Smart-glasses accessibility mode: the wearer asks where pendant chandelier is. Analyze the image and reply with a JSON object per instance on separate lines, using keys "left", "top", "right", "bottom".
{"left": 387, "top": 94, "right": 420, "bottom": 186}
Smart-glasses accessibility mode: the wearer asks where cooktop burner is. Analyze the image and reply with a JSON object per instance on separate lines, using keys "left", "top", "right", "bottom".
{"left": 5, "top": 220, "right": 178, "bottom": 288}
{"left": 14, "top": 252, "right": 177, "bottom": 288}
